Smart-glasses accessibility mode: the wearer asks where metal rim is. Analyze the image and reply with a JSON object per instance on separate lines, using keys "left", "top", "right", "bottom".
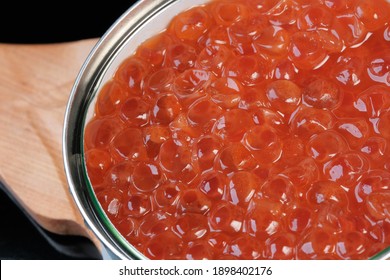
{"left": 63, "top": 0, "right": 390, "bottom": 260}
{"left": 63, "top": 0, "right": 181, "bottom": 260}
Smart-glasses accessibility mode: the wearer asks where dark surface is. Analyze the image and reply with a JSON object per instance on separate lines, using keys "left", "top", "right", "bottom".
{"left": 0, "top": 0, "right": 138, "bottom": 260}
{"left": 0, "top": 182, "right": 102, "bottom": 260}
{"left": 0, "top": 1, "right": 135, "bottom": 43}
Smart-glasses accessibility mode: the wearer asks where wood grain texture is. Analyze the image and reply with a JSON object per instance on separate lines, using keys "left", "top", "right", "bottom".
{"left": 0, "top": 39, "right": 101, "bottom": 247}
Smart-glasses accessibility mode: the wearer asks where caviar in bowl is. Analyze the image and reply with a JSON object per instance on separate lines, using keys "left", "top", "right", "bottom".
{"left": 63, "top": 0, "right": 390, "bottom": 260}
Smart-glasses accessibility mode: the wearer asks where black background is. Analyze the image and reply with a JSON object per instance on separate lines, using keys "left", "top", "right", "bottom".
{"left": 0, "top": 0, "right": 138, "bottom": 259}
{"left": 0, "top": 1, "right": 135, "bottom": 43}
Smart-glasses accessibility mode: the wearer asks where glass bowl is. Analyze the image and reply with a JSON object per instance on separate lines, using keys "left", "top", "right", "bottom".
{"left": 63, "top": 0, "right": 390, "bottom": 260}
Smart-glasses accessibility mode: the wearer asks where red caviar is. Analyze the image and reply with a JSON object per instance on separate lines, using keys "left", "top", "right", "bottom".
{"left": 84, "top": 0, "right": 390, "bottom": 260}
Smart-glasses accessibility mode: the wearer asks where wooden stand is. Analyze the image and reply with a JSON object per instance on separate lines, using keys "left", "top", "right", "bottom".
{"left": 0, "top": 39, "right": 100, "bottom": 248}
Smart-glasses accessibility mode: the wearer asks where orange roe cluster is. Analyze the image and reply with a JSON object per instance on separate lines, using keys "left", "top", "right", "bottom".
{"left": 84, "top": 0, "right": 390, "bottom": 260}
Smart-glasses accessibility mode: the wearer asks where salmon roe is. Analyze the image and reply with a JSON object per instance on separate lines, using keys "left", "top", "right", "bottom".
{"left": 84, "top": 0, "right": 390, "bottom": 260}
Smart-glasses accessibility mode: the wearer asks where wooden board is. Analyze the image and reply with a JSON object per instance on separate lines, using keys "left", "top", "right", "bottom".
{"left": 0, "top": 39, "right": 101, "bottom": 247}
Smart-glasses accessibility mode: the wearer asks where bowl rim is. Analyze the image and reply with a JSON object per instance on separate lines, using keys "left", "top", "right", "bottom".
{"left": 63, "top": 0, "right": 182, "bottom": 260}
{"left": 63, "top": 0, "right": 390, "bottom": 260}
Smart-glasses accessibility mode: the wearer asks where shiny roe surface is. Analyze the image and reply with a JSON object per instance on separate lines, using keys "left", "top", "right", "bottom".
{"left": 84, "top": 0, "right": 390, "bottom": 259}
